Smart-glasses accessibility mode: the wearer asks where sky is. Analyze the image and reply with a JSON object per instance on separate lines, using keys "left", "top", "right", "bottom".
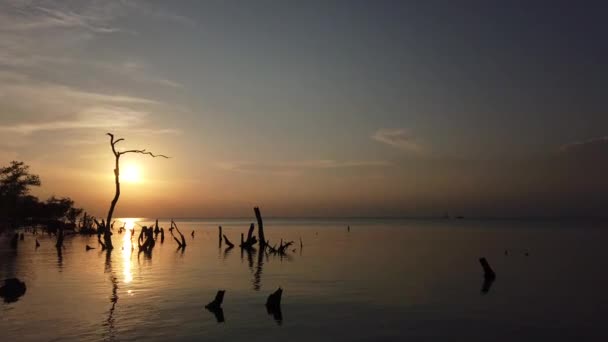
{"left": 1, "top": 0, "right": 607, "bottom": 218}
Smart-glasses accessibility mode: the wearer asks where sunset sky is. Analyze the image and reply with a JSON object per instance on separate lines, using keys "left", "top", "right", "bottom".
{"left": 1, "top": 1, "right": 607, "bottom": 218}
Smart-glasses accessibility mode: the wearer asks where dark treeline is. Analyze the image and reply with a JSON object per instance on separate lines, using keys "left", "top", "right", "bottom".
{"left": 0, "top": 161, "right": 84, "bottom": 234}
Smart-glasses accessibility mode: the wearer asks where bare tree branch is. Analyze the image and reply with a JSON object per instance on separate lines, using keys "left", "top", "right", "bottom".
{"left": 102, "top": 133, "right": 169, "bottom": 251}
{"left": 117, "top": 149, "right": 170, "bottom": 158}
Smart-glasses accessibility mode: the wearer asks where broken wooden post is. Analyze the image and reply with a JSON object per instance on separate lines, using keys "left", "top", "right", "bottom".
{"left": 205, "top": 290, "right": 225, "bottom": 310}
{"left": 479, "top": 257, "right": 496, "bottom": 294}
{"left": 266, "top": 287, "right": 283, "bottom": 325}
{"left": 223, "top": 235, "right": 235, "bottom": 248}
{"left": 266, "top": 287, "right": 282, "bottom": 308}
{"left": 479, "top": 257, "right": 496, "bottom": 280}
{"left": 35, "top": 239, "right": 40, "bottom": 248}
{"left": 254, "top": 207, "right": 266, "bottom": 247}
{"left": 205, "top": 290, "right": 226, "bottom": 323}
{"left": 239, "top": 223, "right": 258, "bottom": 249}
{"left": 138, "top": 227, "right": 156, "bottom": 254}
{"left": 170, "top": 220, "right": 186, "bottom": 249}
{"left": 218, "top": 226, "right": 222, "bottom": 247}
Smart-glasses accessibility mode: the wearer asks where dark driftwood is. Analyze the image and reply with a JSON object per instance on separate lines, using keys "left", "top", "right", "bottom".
{"left": 240, "top": 223, "right": 258, "bottom": 249}
{"left": 205, "top": 290, "right": 226, "bottom": 323}
{"left": 218, "top": 226, "right": 223, "bottom": 247}
{"left": 266, "top": 287, "right": 283, "bottom": 325}
{"left": 139, "top": 226, "right": 155, "bottom": 254}
{"left": 254, "top": 207, "right": 266, "bottom": 246}
{"left": 170, "top": 220, "right": 186, "bottom": 249}
{"left": 223, "top": 234, "right": 235, "bottom": 248}
{"left": 0, "top": 278, "right": 27, "bottom": 303}
{"left": 104, "top": 133, "right": 169, "bottom": 250}
{"left": 479, "top": 257, "right": 496, "bottom": 280}
{"left": 266, "top": 287, "right": 282, "bottom": 308}
{"left": 205, "top": 290, "right": 225, "bottom": 310}
{"left": 138, "top": 226, "right": 146, "bottom": 244}
{"left": 86, "top": 244, "right": 95, "bottom": 251}
{"left": 479, "top": 257, "right": 496, "bottom": 294}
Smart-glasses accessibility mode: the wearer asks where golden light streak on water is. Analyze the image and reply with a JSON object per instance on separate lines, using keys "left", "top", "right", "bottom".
{"left": 119, "top": 218, "right": 138, "bottom": 284}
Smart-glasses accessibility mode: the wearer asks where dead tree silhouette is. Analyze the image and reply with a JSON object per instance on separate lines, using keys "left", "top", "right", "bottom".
{"left": 103, "top": 133, "right": 168, "bottom": 250}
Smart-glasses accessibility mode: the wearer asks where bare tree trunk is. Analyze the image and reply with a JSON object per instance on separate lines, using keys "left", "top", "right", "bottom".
{"left": 104, "top": 155, "right": 120, "bottom": 250}
{"left": 103, "top": 133, "right": 169, "bottom": 251}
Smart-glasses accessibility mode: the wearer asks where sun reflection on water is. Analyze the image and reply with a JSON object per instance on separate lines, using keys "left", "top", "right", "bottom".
{"left": 120, "top": 218, "right": 138, "bottom": 284}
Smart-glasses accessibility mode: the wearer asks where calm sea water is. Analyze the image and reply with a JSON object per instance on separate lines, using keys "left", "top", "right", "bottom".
{"left": 1, "top": 218, "right": 607, "bottom": 341}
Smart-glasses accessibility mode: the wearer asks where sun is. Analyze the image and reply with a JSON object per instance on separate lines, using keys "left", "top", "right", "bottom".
{"left": 122, "top": 164, "right": 141, "bottom": 183}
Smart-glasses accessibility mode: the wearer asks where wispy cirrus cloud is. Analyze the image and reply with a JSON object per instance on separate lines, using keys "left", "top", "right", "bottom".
{"left": 0, "top": 1, "right": 188, "bottom": 88}
{"left": 0, "top": 106, "right": 146, "bottom": 134}
{"left": 216, "top": 159, "right": 391, "bottom": 174}
{"left": 371, "top": 128, "right": 423, "bottom": 153}
{"left": 560, "top": 136, "right": 608, "bottom": 152}
{"left": 95, "top": 61, "right": 184, "bottom": 89}
{"left": 0, "top": 72, "right": 179, "bottom": 136}
{"left": 0, "top": 3, "right": 121, "bottom": 33}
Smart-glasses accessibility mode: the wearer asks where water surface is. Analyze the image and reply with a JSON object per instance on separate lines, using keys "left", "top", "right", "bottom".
{"left": 1, "top": 218, "right": 607, "bottom": 341}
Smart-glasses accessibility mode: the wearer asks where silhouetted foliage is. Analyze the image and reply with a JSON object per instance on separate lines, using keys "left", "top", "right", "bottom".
{"left": 0, "top": 161, "right": 83, "bottom": 232}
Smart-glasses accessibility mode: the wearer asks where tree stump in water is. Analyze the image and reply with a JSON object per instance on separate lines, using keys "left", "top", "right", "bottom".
{"left": 266, "top": 287, "right": 283, "bottom": 325}
{"left": 218, "top": 226, "right": 223, "bottom": 247}
{"left": 223, "top": 234, "right": 235, "bottom": 248}
{"left": 479, "top": 257, "right": 496, "bottom": 294}
{"left": 0, "top": 278, "right": 27, "bottom": 303}
{"left": 205, "top": 290, "right": 225, "bottom": 310}
{"left": 254, "top": 207, "right": 266, "bottom": 247}
{"left": 205, "top": 290, "right": 226, "bottom": 323}
{"left": 479, "top": 257, "right": 496, "bottom": 280}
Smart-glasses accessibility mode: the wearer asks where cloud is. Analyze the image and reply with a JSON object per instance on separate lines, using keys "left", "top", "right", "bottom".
{"left": 0, "top": 3, "right": 122, "bottom": 33}
{"left": 0, "top": 1, "right": 186, "bottom": 89}
{"left": 371, "top": 128, "right": 423, "bottom": 152}
{"left": 560, "top": 136, "right": 608, "bottom": 152}
{"left": 95, "top": 61, "right": 184, "bottom": 89}
{"left": 216, "top": 160, "right": 392, "bottom": 173}
{"left": 0, "top": 106, "right": 147, "bottom": 134}
{"left": 559, "top": 136, "right": 608, "bottom": 161}
{"left": 0, "top": 73, "right": 178, "bottom": 136}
